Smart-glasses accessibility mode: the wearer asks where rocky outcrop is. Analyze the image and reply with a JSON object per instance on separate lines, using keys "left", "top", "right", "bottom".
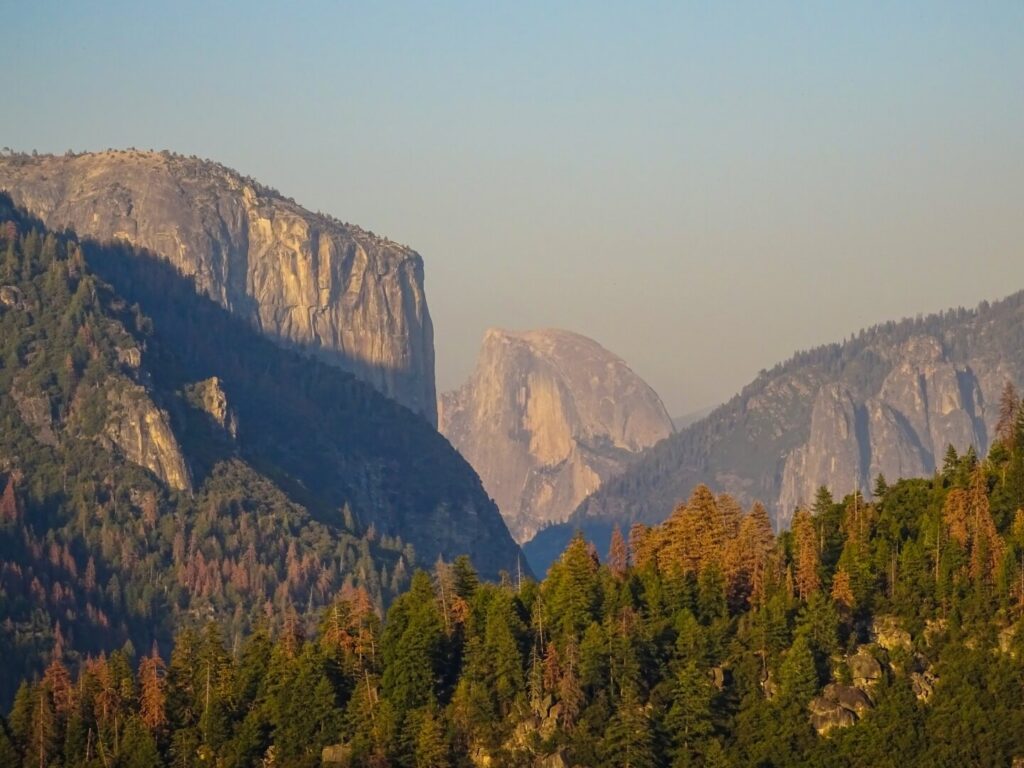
{"left": 779, "top": 384, "right": 865, "bottom": 518}
{"left": 0, "top": 285, "right": 23, "bottom": 309}
{"left": 186, "top": 377, "right": 238, "bottom": 438}
{"left": 104, "top": 380, "right": 192, "bottom": 492}
{"left": 440, "top": 328, "right": 673, "bottom": 542}
{"left": 0, "top": 151, "right": 436, "bottom": 423}
{"left": 809, "top": 684, "right": 873, "bottom": 735}
{"left": 870, "top": 615, "right": 913, "bottom": 653}
{"left": 848, "top": 647, "right": 883, "bottom": 691}
{"left": 11, "top": 382, "right": 59, "bottom": 448}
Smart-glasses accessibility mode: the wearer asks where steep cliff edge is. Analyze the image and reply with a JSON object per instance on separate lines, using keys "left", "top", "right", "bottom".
{"left": 0, "top": 150, "right": 436, "bottom": 423}
{"left": 440, "top": 328, "right": 674, "bottom": 542}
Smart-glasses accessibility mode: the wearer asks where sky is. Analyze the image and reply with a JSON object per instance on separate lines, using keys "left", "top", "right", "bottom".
{"left": 3, "top": 1, "right": 1023, "bottom": 415}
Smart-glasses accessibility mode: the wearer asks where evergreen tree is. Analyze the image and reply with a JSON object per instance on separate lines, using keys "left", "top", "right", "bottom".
{"left": 792, "top": 507, "right": 821, "bottom": 599}
{"left": 602, "top": 680, "right": 656, "bottom": 768}
{"left": 608, "top": 525, "right": 629, "bottom": 579}
{"left": 665, "top": 660, "right": 713, "bottom": 766}
{"left": 777, "top": 634, "right": 818, "bottom": 708}
{"left": 381, "top": 571, "right": 444, "bottom": 714}
{"left": 996, "top": 381, "right": 1020, "bottom": 448}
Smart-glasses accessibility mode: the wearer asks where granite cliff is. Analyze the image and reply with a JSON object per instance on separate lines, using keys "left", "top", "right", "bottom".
{"left": 0, "top": 150, "right": 436, "bottom": 423}
{"left": 525, "top": 293, "right": 1024, "bottom": 572}
{"left": 440, "top": 328, "right": 673, "bottom": 542}
{"left": 0, "top": 195, "right": 522, "bottom": 585}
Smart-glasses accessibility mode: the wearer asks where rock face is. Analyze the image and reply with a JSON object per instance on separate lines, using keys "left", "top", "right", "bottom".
{"left": 526, "top": 292, "right": 1024, "bottom": 571}
{"left": 778, "top": 335, "right": 987, "bottom": 521}
{"left": 809, "top": 684, "right": 873, "bottom": 735}
{"left": 104, "top": 380, "right": 192, "bottom": 493}
{"left": 440, "top": 329, "right": 674, "bottom": 542}
{"left": 0, "top": 150, "right": 436, "bottom": 424}
{"left": 186, "top": 377, "right": 238, "bottom": 438}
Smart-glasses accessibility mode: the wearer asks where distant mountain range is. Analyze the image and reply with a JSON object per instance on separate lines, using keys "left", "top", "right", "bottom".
{"left": 525, "top": 292, "right": 1024, "bottom": 573}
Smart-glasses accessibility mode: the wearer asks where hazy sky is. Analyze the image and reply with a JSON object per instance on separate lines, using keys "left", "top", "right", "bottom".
{"left": 4, "top": 2, "right": 1023, "bottom": 415}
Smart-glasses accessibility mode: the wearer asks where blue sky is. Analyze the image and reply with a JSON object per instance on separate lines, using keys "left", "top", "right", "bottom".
{"left": 4, "top": 1, "right": 1023, "bottom": 413}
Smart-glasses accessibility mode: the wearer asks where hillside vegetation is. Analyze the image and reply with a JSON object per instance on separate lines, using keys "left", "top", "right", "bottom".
{"left": 5, "top": 390, "right": 1024, "bottom": 766}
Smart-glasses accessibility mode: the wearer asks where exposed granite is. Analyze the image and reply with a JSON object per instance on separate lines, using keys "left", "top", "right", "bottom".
{"left": 0, "top": 150, "right": 437, "bottom": 424}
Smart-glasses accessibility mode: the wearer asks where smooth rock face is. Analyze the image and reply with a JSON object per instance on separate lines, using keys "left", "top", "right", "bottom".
{"left": 777, "top": 336, "right": 988, "bottom": 523}
{"left": 440, "top": 328, "right": 674, "bottom": 542}
{"left": 779, "top": 383, "right": 865, "bottom": 519}
{"left": 0, "top": 151, "right": 436, "bottom": 424}
{"left": 103, "top": 379, "right": 192, "bottom": 492}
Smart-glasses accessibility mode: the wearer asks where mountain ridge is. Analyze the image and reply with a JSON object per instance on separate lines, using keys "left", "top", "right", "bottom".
{"left": 524, "top": 290, "right": 1024, "bottom": 573}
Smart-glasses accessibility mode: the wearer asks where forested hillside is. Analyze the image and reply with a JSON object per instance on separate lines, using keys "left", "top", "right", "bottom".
{"left": 6, "top": 394, "right": 1024, "bottom": 767}
{"left": 0, "top": 198, "right": 520, "bottom": 709}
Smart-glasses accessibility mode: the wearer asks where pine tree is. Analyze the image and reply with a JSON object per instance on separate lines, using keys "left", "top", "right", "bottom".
{"left": 791, "top": 507, "right": 821, "bottom": 600}
{"left": 778, "top": 634, "right": 818, "bottom": 707}
{"left": 943, "top": 445, "right": 960, "bottom": 482}
{"left": 42, "top": 657, "right": 74, "bottom": 718}
{"left": 483, "top": 592, "right": 525, "bottom": 715}
{"left": 665, "top": 660, "right": 713, "bottom": 765}
{"left": 414, "top": 705, "right": 449, "bottom": 768}
{"left": 812, "top": 486, "right": 835, "bottom": 518}
{"left": 381, "top": 571, "right": 444, "bottom": 714}
{"left": 452, "top": 555, "right": 479, "bottom": 600}
{"left": 830, "top": 567, "right": 854, "bottom": 612}
{"left": 30, "top": 684, "right": 57, "bottom": 768}
{"left": 557, "top": 637, "right": 583, "bottom": 728}
{"left": 602, "top": 680, "right": 656, "bottom": 768}
{"left": 608, "top": 524, "right": 629, "bottom": 579}
{"left": 0, "top": 475, "right": 20, "bottom": 523}
{"left": 873, "top": 474, "right": 889, "bottom": 499}
{"left": 546, "top": 532, "right": 599, "bottom": 636}
{"left": 996, "top": 381, "right": 1020, "bottom": 448}
{"left": 968, "top": 467, "right": 1003, "bottom": 586}
{"left": 138, "top": 650, "right": 168, "bottom": 733}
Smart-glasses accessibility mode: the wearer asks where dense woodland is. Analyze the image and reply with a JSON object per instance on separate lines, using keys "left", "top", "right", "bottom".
{"left": 3, "top": 382, "right": 1024, "bottom": 766}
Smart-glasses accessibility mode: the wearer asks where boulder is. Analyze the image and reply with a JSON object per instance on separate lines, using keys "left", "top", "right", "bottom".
{"left": 809, "top": 696, "right": 858, "bottom": 736}
{"left": 910, "top": 670, "right": 937, "bottom": 702}
{"left": 848, "top": 647, "right": 883, "bottom": 690}
{"left": 11, "top": 384, "right": 59, "bottom": 447}
{"left": 809, "top": 680, "right": 875, "bottom": 735}
{"left": 823, "top": 683, "right": 872, "bottom": 717}
{"left": 998, "top": 624, "right": 1020, "bottom": 658}
{"left": 870, "top": 615, "right": 912, "bottom": 652}
{"left": 0, "top": 285, "right": 22, "bottom": 308}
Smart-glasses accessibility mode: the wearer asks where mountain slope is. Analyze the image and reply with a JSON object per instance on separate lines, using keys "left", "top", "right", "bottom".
{"left": 525, "top": 293, "right": 1024, "bottom": 572}
{"left": 0, "top": 197, "right": 521, "bottom": 703}
{"left": 0, "top": 150, "right": 436, "bottom": 423}
{"left": 440, "top": 328, "right": 673, "bottom": 542}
